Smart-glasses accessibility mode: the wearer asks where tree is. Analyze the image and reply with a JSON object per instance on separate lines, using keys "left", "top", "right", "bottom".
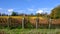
{"left": 35, "top": 13, "right": 41, "bottom": 16}
{"left": 50, "top": 5, "right": 60, "bottom": 19}
{"left": 11, "top": 12, "right": 18, "bottom": 16}
{"left": 2, "top": 13, "right": 8, "bottom": 16}
{"left": 0, "top": 13, "right": 1, "bottom": 16}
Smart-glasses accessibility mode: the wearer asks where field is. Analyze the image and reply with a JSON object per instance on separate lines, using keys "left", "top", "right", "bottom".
{"left": 0, "top": 16, "right": 60, "bottom": 34}
{"left": 0, "top": 29, "right": 60, "bottom": 34}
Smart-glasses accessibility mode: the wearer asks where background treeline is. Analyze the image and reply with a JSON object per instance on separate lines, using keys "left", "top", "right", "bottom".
{"left": 0, "top": 5, "right": 60, "bottom": 19}
{"left": 0, "top": 11, "right": 48, "bottom": 17}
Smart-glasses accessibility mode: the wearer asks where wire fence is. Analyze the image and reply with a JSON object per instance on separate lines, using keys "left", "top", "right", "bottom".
{"left": 0, "top": 16, "right": 60, "bottom": 29}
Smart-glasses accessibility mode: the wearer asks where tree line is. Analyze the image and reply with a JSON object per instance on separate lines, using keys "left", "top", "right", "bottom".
{"left": 0, "top": 5, "right": 60, "bottom": 19}
{"left": 0, "top": 11, "right": 48, "bottom": 17}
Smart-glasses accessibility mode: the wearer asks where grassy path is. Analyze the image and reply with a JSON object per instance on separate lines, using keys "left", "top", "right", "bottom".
{"left": 0, "top": 29, "right": 60, "bottom": 34}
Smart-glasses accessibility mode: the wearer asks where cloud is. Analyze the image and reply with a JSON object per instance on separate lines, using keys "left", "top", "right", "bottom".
{"left": 36, "top": 9, "right": 43, "bottom": 14}
{"left": 0, "top": 8, "right": 3, "bottom": 13}
{"left": 8, "top": 9, "right": 14, "bottom": 12}
{"left": 0, "top": 8, "right": 2, "bottom": 10}
{"left": 36, "top": 8, "right": 53, "bottom": 14}
{"left": 17, "top": 10, "right": 25, "bottom": 13}
{"left": 7, "top": 9, "right": 14, "bottom": 15}
{"left": 27, "top": 8, "right": 34, "bottom": 11}
{"left": 0, "top": 8, "right": 2, "bottom": 9}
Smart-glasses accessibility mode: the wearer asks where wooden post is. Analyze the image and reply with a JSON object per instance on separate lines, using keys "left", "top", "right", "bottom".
{"left": 7, "top": 15, "right": 9, "bottom": 29}
{"left": 36, "top": 14, "right": 39, "bottom": 29}
{"left": 48, "top": 18, "right": 51, "bottom": 29}
{"left": 22, "top": 17, "right": 24, "bottom": 29}
{"left": 36, "top": 18, "right": 38, "bottom": 29}
{"left": 22, "top": 14, "right": 25, "bottom": 29}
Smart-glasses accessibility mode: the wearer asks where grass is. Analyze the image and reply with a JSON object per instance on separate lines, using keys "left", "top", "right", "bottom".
{"left": 0, "top": 29, "right": 60, "bottom": 34}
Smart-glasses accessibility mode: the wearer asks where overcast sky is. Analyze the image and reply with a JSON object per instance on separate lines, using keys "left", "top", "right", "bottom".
{"left": 0, "top": 0, "right": 60, "bottom": 15}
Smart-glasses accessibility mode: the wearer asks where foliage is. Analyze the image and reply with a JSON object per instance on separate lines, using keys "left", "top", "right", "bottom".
{"left": 50, "top": 5, "right": 60, "bottom": 19}
{"left": 24, "top": 18, "right": 32, "bottom": 28}
{"left": 11, "top": 12, "right": 18, "bottom": 16}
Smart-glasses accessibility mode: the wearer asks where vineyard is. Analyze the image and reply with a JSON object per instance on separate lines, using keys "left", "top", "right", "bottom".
{"left": 0, "top": 16, "right": 60, "bottom": 34}
{"left": 0, "top": 16, "right": 60, "bottom": 29}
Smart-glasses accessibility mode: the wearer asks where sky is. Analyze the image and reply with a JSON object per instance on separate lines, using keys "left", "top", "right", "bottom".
{"left": 0, "top": 0, "right": 60, "bottom": 15}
